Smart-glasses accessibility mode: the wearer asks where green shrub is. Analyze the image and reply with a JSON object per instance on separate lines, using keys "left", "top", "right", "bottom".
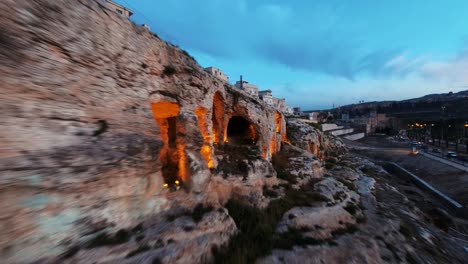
{"left": 86, "top": 229, "right": 130, "bottom": 248}
{"left": 263, "top": 186, "right": 278, "bottom": 198}
{"left": 192, "top": 203, "right": 214, "bottom": 222}
{"left": 307, "top": 122, "right": 322, "bottom": 131}
{"left": 343, "top": 202, "right": 359, "bottom": 215}
{"left": 275, "top": 169, "right": 298, "bottom": 184}
{"left": 126, "top": 244, "right": 151, "bottom": 258}
{"left": 214, "top": 183, "right": 331, "bottom": 263}
{"left": 273, "top": 228, "right": 323, "bottom": 249}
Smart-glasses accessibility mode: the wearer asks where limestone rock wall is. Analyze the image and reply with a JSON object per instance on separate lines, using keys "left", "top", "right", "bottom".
{"left": 0, "top": 0, "right": 285, "bottom": 262}
{"left": 286, "top": 118, "right": 346, "bottom": 159}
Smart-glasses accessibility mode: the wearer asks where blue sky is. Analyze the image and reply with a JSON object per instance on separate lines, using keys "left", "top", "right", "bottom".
{"left": 116, "top": 0, "right": 468, "bottom": 110}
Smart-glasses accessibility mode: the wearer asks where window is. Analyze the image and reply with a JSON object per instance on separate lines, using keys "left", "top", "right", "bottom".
{"left": 116, "top": 9, "right": 123, "bottom": 15}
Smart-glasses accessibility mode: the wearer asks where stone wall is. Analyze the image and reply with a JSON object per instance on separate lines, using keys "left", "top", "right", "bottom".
{"left": 0, "top": 0, "right": 285, "bottom": 262}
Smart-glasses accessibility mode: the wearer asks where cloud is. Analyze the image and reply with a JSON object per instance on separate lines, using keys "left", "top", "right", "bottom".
{"left": 419, "top": 50, "right": 468, "bottom": 85}
{"left": 140, "top": 0, "right": 419, "bottom": 80}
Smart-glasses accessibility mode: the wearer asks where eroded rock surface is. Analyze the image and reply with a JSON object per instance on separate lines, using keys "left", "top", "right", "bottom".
{"left": 0, "top": 1, "right": 466, "bottom": 263}
{"left": 0, "top": 0, "right": 284, "bottom": 262}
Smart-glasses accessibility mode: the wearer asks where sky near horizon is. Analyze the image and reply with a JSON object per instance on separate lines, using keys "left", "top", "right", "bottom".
{"left": 116, "top": 0, "right": 468, "bottom": 110}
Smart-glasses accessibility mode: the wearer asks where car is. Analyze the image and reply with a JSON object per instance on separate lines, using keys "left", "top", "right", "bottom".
{"left": 432, "top": 148, "right": 441, "bottom": 154}
{"left": 447, "top": 151, "right": 458, "bottom": 158}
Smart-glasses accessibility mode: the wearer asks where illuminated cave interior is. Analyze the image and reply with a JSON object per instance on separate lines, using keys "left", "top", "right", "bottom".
{"left": 226, "top": 116, "right": 258, "bottom": 145}
{"left": 151, "top": 102, "right": 186, "bottom": 189}
{"left": 212, "top": 91, "right": 224, "bottom": 144}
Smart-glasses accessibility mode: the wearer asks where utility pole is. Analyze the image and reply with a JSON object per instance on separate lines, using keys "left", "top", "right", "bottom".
{"left": 464, "top": 123, "right": 468, "bottom": 153}
{"left": 441, "top": 106, "right": 446, "bottom": 148}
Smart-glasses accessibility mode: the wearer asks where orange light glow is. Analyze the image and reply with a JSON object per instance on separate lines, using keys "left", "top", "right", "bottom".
{"left": 212, "top": 92, "right": 225, "bottom": 144}
{"left": 151, "top": 102, "right": 180, "bottom": 119}
{"left": 282, "top": 134, "right": 291, "bottom": 144}
{"left": 212, "top": 127, "right": 219, "bottom": 144}
{"left": 275, "top": 112, "right": 282, "bottom": 133}
{"left": 223, "top": 126, "right": 228, "bottom": 142}
{"left": 262, "top": 145, "right": 268, "bottom": 159}
{"left": 177, "top": 143, "right": 188, "bottom": 182}
{"left": 248, "top": 124, "right": 257, "bottom": 142}
{"left": 195, "top": 107, "right": 215, "bottom": 169}
{"left": 151, "top": 101, "right": 191, "bottom": 186}
{"left": 270, "top": 135, "right": 276, "bottom": 155}
{"left": 201, "top": 145, "right": 215, "bottom": 168}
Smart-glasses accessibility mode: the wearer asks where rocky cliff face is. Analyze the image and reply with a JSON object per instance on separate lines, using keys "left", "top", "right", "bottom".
{"left": 1, "top": 1, "right": 465, "bottom": 264}
{"left": 0, "top": 0, "right": 285, "bottom": 262}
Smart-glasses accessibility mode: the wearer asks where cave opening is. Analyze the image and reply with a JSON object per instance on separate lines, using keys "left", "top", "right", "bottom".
{"left": 167, "top": 117, "right": 177, "bottom": 147}
{"left": 151, "top": 102, "right": 187, "bottom": 190}
{"left": 226, "top": 116, "right": 258, "bottom": 145}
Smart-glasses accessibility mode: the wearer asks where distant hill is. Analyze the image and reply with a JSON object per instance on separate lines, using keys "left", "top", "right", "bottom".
{"left": 330, "top": 90, "right": 468, "bottom": 121}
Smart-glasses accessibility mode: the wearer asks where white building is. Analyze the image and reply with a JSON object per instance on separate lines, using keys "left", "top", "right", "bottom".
{"left": 259, "top": 90, "right": 273, "bottom": 105}
{"left": 259, "top": 90, "right": 286, "bottom": 112}
{"left": 284, "top": 106, "right": 294, "bottom": 115}
{"left": 308, "top": 112, "right": 320, "bottom": 123}
{"left": 204, "top": 67, "right": 229, "bottom": 83}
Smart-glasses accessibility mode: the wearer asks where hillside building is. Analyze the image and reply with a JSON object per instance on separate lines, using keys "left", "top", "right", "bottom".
{"left": 103, "top": 0, "right": 133, "bottom": 17}
{"left": 235, "top": 76, "right": 259, "bottom": 97}
{"left": 204, "top": 67, "right": 229, "bottom": 83}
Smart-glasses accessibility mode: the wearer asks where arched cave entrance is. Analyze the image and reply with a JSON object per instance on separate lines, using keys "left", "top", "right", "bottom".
{"left": 151, "top": 102, "right": 187, "bottom": 190}
{"left": 226, "top": 116, "right": 258, "bottom": 145}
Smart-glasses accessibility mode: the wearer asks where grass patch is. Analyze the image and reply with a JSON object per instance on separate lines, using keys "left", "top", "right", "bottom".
{"left": 307, "top": 122, "right": 322, "bottom": 131}
{"left": 192, "top": 203, "right": 214, "bottom": 223}
{"left": 152, "top": 258, "right": 162, "bottom": 264}
{"left": 126, "top": 244, "right": 151, "bottom": 258}
{"left": 86, "top": 229, "right": 130, "bottom": 248}
{"left": 273, "top": 228, "right": 324, "bottom": 249}
{"left": 61, "top": 246, "right": 80, "bottom": 259}
{"left": 325, "top": 162, "right": 335, "bottom": 170}
{"left": 214, "top": 184, "right": 329, "bottom": 264}
{"left": 263, "top": 186, "right": 278, "bottom": 198}
{"left": 336, "top": 177, "right": 356, "bottom": 191}
{"left": 275, "top": 169, "right": 298, "bottom": 184}
{"left": 343, "top": 202, "right": 359, "bottom": 215}
{"left": 330, "top": 223, "right": 359, "bottom": 237}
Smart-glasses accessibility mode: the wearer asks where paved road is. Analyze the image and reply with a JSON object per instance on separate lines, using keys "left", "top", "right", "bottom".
{"left": 346, "top": 136, "right": 468, "bottom": 209}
